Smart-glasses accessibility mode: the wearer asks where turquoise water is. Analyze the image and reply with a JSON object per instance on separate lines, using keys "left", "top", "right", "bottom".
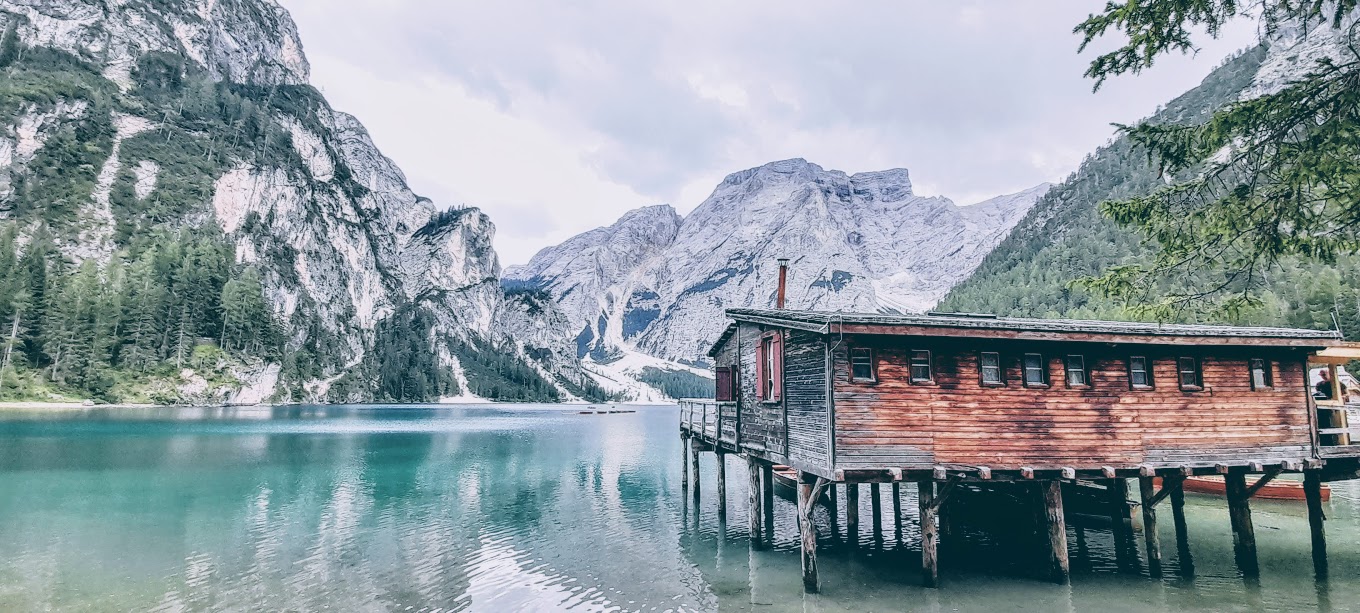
{"left": 1, "top": 405, "right": 1359, "bottom": 612}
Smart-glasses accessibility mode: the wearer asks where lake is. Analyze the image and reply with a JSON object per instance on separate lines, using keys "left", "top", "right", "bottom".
{"left": 1, "top": 404, "right": 1358, "bottom": 611}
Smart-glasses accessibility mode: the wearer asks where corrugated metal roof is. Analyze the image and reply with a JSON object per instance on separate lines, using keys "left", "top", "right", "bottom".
{"left": 724, "top": 308, "right": 1342, "bottom": 341}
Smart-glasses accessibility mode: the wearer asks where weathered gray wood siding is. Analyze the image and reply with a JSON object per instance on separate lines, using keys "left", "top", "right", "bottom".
{"left": 784, "top": 329, "right": 829, "bottom": 469}
{"left": 734, "top": 323, "right": 786, "bottom": 458}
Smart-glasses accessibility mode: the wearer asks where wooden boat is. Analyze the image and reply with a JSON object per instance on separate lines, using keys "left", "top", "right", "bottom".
{"left": 1155, "top": 476, "right": 1331, "bottom": 502}
{"left": 770, "top": 465, "right": 831, "bottom": 502}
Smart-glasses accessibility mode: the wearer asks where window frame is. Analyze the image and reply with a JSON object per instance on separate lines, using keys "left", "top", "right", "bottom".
{"left": 1249, "top": 358, "right": 1273, "bottom": 391}
{"left": 978, "top": 351, "right": 1005, "bottom": 387}
{"left": 1177, "top": 356, "right": 1203, "bottom": 392}
{"left": 849, "top": 346, "right": 877, "bottom": 384}
{"left": 756, "top": 332, "right": 783, "bottom": 403}
{"left": 1064, "top": 354, "right": 1090, "bottom": 388}
{"left": 909, "top": 349, "right": 935, "bottom": 385}
{"left": 1022, "top": 353, "right": 1048, "bottom": 388}
{"left": 1128, "top": 356, "right": 1153, "bottom": 390}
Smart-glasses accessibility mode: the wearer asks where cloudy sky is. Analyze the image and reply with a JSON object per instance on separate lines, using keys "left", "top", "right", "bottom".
{"left": 280, "top": 1, "right": 1258, "bottom": 265}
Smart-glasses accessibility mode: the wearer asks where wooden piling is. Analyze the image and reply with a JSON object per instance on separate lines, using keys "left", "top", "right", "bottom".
{"left": 716, "top": 451, "right": 727, "bottom": 520}
{"left": 1225, "top": 467, "right": 1259, "bottom": 577}
{"left": 1138, "top": 476, "right": 1163, "bottom": 578}
{"left": 797, "top": 475, "right": 829, "bottom": 593}
{"left": 761, "top": 463, "right": 775, "bottom": 543}
{"left": 871, "top": 483, "right": 883, "bottom": 543}
{"left": 1107, "top": 478, "right": 1137, "bottom": 572}
{"left": 748, "top": 458, "right": 763, "bottom": 548}
{"left": 919, "top": 480, "right": 939, "bottom": 588}
{"left": 893, "top": 482, "right": 903, "bottom": 542}
{"left": 1041, "top": 480, "right": 1070, "bottom": 584}
{"left": 846, "top": 483, "right": 860, "bottom": 544}
{"left": 1168, "top": 476, "right": 1194, "bottom": 577}
{"left": 1305, "top": 469, "right": 1328, "bottom": 578}
{"left": 681, "top": 434, "right": 689, "bottom": 493}
{"left": 691, "top": 440, "right": 702, "bottom": 502}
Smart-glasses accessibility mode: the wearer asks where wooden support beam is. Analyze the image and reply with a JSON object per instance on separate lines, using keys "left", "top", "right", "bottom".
{"left": 928, "top": 476, "right": 962, "bottom": 512}
{"left": 1139, "top": 465, "right": 1155, "bottom": 478}
{"left": 1042, "top": 481, "right": 1070, "bottom": 584}
{"left": 1225, "top": 468, "right": 1259, "bottom": 577}
{"left": 1283, "top": 459, "right": 1303, "bottom": 472}
{"left": 1061, "top": 467, "right": 1076, "bottom": 480}
{"left": 933, "top": 466, "right": 947, "bottom": 480}
{"left": 892, "top": 482, "right": 903, "bottom": 542}
{"left": 1138, "top": 476, "right": 1163, "bottom": 578}
{"left": 1020, "top": 466, "right": 1035, "bottom": 479}
{"left": 681, "top": 434, "right": 689, "bottom": 493}
{"left": 1248, "top": 461, "right": 1264, "bottom": 472}
{"left": 748, "top": 458, "right": 763, "bottom": 548}
{"left": 1169, "top": 476, "right": 1195, "bottom": 577}
{"left": 1307, "top": 458, "right": 1324, "bottom": 470}
{"left": 691, "top": 440, "right": 702, "bottom": 503}
{"left": 870, "top": 483, "right": 883, "bottom": 543}
{"left": 1101, "top": 466, "right": 1117, "bottom": 479}
{"left": 919, "top": 480, "right": 940, "bottom": 588}
{"left": 1305, "top": 470, "right": 1328, "bottom": 579}
{"left": 798, "top": 475, "right": 831, "bottom": 593}
{"left": 1244, "top": 467, "right": 1283, "bottom": 499}
{"left": 1179, "top": 465, "right": 1194, "bottom": 477}
{"left": 846, "top": 483, "right": 860, "bottom": 544}
{"left": 1107, "top": 478, "right": 1136, "bottom": 572}
{"left": 1215, "top": 463, "right": 1231, "bottom": 475}
{"left": 1146, "top": 474, "right": 1182, "bottom": 508}
{"left": 716, "top": 451, "right": 727, "bottom": 520}
{"left": 761, "top": 463, "right": 775, "bottom": 544}
{"left": 978, "top": 466, "right": 992, "bottom": 480}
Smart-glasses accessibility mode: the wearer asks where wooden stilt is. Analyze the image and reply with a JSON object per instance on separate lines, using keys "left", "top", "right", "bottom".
{"left": 1225, "top": 467, "right": 1259, "bottom": 577}
{"left": 761, "top": 463, "right": 775, "bottom": 543}
{"left": 716, "top": 451, "right": 727, "bottom": 520}
{"left": 1305, "top": 469, "right": 1328, "bottom": 579}
{"left": 919, "top": 480, "right": 939, "bottom": 588}
{"left": 871, "top": 483, "right": 883, "bottom": 544}
{"left": 893, "top": 482, "right": 903, "bottom": 542}
{"left": 681, "top": 434, "right": 689, "bottom": 493}
{"left": 797, "top": 474, "right": 830, "bottom": 593}
{"left": 748, "top": 458, "right": 763, "bottom": 547}
{"left": 691, "top": 441, "right": 702, "bottom": 502}
{"left": 1138, "top": 476, "right": 1163, "bottom": 578}
{"left": 1107, "top": 478, "right": 1135, "bottom": 571}
{"left": 1168, "top": 476, "right": 1194, "bottom": 577}
{"left": 1041, "top": 480, "right": 1070, "bottom": 584}
{"left": 846, "top": 483, "right": 860, "bottom": 544}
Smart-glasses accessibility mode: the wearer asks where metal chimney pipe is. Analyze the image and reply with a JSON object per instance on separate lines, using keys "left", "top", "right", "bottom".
{"left": 777, "top": 258, "right": 790, "bottom": 309}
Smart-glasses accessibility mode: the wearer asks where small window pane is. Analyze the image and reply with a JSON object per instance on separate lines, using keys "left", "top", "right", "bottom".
{"left": 1250, "top": 359, "right": 1271, "bottom": 389}
{"left": 851, "top": 348, "right": 874, "bottom": 381}
{"left": 980, "top": 352, "right": 1003, "bottom": 385}
{"left": 1178, "top": 357, "right": 1201, "bottom": 389}
{"left": 1023, "top": 353, "right": 1046, "bottom": 386}
{"left": 1129, "top": 356, "right": 1151, "bottom": 388}
{"left": 910, "top": 350, "right": 933, "bottom": 383}
{"left": 1065, "top": 355, "right": 1088, "bottom": 387}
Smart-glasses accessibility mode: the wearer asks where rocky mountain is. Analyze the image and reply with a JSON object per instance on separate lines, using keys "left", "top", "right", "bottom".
{"left": 508, "top": 159, "right": 1050, "bottom": 366}
{"left": 940, "top": 8, "right": 1360, "bottom": 337}
{"left": 0, "top": 0, "right": 601, "bottom": 404}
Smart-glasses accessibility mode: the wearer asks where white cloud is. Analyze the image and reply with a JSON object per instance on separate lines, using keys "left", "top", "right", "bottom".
{"left": 281, "top": 0, "right": 1258, "bottom": 264}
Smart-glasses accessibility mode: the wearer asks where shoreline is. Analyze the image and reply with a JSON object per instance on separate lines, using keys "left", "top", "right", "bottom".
{"left": 0, "top": 401, "right": 160, "bottom": 412}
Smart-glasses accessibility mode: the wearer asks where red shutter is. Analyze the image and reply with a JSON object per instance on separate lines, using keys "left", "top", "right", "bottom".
{"left": 754, "top": 340, "right": 766, "bottom": 400}
{"left": 715, "top": 367, "right": 733, "bottom": 402}
{"left": 771, "top": 333, "right": 784, "bottom": 401}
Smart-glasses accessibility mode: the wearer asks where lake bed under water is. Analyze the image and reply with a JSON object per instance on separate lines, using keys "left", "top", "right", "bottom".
{"left": 1, "top": 404, "right": 1358, "bottom": 611}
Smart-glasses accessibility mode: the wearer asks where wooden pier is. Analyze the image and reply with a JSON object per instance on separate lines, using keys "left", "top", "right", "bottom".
{"left": 679, "top": 299, "right": 1360, "bottom": 593}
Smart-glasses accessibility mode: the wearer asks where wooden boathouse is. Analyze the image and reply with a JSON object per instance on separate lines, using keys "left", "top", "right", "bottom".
{"left": 679, "top": 276, "right": 1360, "bottom": 591}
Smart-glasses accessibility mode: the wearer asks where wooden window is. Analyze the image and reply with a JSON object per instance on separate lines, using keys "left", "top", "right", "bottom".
{"left": 1023, "top": 353, "right": 1047, "bottom": 387}
{"left": 755, "top": 333, "right": 783, "bottom": 402}
{"left": 850, "top": 347, "right": 876, "bottom": 382}
{"left": 1177, "top": 357, "right": 1202, "bottom": 391}
{"left": 1065, "top": 355, "right": 1089, "bottom": 387}
{"left": 1250, "top": 358, "right": 1273, "bottom": 390}
{"left": 1128, "top": 356, "right": 1153, "bottom": 389}
{"left": 715, "top": 367, "right": 736, "bottom": 402}
{"left": 910, "top": 350, "right": 933, "bottom": 384}
{"left": 979, "top": 352, "right": 1004, "bottom": 386}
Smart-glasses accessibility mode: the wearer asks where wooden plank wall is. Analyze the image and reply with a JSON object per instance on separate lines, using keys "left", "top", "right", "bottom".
{"left": 832, "top": 335, "right": 1312, "bottom": 470}
{"left": 784, "top": 330, "right": 829, "bottom": 469}
{"left": 720, "top": 323, "right": 785, "bottom": 457}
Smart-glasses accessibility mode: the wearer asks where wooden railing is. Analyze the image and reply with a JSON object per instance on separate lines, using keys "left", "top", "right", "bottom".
{"left": 679, "top": 399, "right": 736, "bottom": 445}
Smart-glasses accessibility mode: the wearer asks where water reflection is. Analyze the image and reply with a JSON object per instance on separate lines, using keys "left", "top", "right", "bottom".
{"left": 0, "top": 405, "right": 1357, "bottom": 611}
